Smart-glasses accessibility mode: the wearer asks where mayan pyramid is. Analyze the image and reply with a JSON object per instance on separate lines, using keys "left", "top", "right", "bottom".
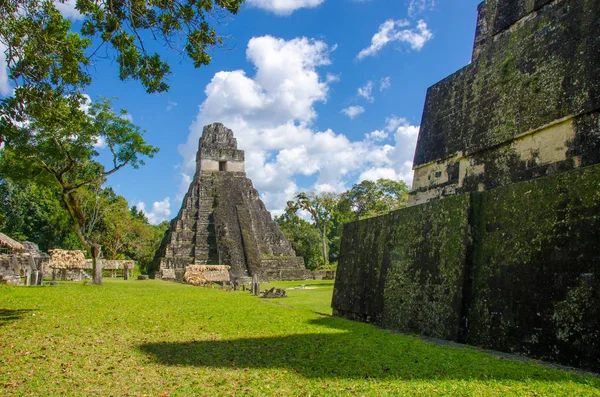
{"left": 156, "top": 123, "right": 311, "bottom": 282}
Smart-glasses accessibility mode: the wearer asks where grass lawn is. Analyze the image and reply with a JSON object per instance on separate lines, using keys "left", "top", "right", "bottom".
{"left": 0, "top": 279, "right": 599, "bottom": 396}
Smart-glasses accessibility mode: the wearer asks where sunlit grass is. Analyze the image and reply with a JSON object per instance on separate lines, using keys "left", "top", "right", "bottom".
{"left": 0, "top": 279, "right": 598, "bottom": 396}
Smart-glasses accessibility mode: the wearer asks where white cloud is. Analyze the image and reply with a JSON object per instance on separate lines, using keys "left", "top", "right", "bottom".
{"left": 366, "top": 129, "right": 388, "bottom": 141}
{"left": 359, "top": 167, "right": 399, "bottom": 182}
{"left": 385, "top": 115, "right": 408, "bottom": 133}
{"left": 0, "top": 43, "right": 11, "bottom": 96}
{"left": 341, "top": 105, "right": 365, "bottom": 119}
{"left": 357, "top": 19, "right": 433, "bottom": 60}
{"left": 93, "top": 136, "right": 106, "bottom": 149}
{"left": 326, "top": 73, "right": 340, "bottom": 83}
{"left": 380, "top": 76, "right": 391, "bottom": 91}
{"left": 54, "top": 0, "right": 83, "bottom": 20}
{"left": 179, "top": 35, "right": 420, "bottom": 215}
{"left": 246, "top": 0, "right": 325, "bottom": 15}
{"left": 357, "top": 116, "right": 420, "bottom": 185}
{"left": 357, "top": 81, "right": 374, "bottom": 102}
{"left": 137, "top": 198, "right": 172, "bottom": 225}
{"left": 166, "top": 101, "right": 178, "bottom": 111}
{"left": 408, "top": 0, "right": 435, "bottom": 17}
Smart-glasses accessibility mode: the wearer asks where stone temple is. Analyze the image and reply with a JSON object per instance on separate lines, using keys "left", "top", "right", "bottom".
{"left": 156, "top": 123, "right": 311, "bottom": 282}
{"left": 333, "top": 0, "right": 600, "bottom": 371}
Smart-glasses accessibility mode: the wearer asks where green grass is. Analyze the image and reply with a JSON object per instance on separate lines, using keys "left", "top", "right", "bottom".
{"left": 0, "top": 279, "right": 598, "bottom": 396}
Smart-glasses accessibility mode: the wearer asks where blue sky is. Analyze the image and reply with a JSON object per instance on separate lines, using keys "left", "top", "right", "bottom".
{"left": 1, "top": 0, "right": 483, "bottom": 223}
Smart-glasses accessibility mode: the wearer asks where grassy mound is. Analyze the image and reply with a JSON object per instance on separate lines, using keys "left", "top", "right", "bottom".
{"left": 0, "top": 279, "right": 598, "bottom": 396}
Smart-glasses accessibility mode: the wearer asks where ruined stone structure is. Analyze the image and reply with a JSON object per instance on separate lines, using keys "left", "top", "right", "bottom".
{"left": 333, "top": 0, "right": 600, "bottom": 371}
{"left": 156, "top": 123, "right": 311, "bottom": 282}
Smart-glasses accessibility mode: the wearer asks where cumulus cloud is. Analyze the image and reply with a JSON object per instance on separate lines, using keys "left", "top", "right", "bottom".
{"left": 380, "top": 76, "right": 391, "bottom": 91}
{"left": 357, "top": 81, "right": 374, "bottom": 102}
{"left": 408, "top": 0, "right": 435, "bottom": 17}
{"left": 341, "top": 105, "right": 365, "bottom": 119}
{"left": 357, "top": 19, "right": 433, "bottom": 60}
{"left": 137, "top": 198, "right": 172, "bottom": 224}
{"left": 366, "top": 129, "right": 388, "bottom": 141}
{"left": 246, "top": 0, "right": 325, "bottom": 15}
{"left": 179, "top": 35, "right": 419, "bottom": 215}
{"left": 166, "top": 101, "right": 178, "bottom": 111}
{"left": 54, "top": 0, "right": 83, "bottom": 20}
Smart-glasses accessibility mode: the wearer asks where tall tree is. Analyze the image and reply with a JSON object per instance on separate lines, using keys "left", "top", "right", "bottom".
{"left": 0, "top": 176, "right": 83, "bottom": 251}
{"left": 343, "top": 178, "right": 409, "bottom": 219}
{"left": 291, "top": 192, "right": 339, "bottom": 266}
{"left": 275, "top": 206, "right": 322, "bottom": 270}
{"left": 0, "top": 97, "right": 158, "bottom": 284}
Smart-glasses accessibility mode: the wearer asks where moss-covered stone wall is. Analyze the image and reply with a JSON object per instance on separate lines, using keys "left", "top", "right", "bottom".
{"left": 467, "top": 164, "right": 600, "bottom": 370}
{"left": 332, "top": 214, "right": 390, "bottom": 323}
{"left": 382, "top": 195, "right": 472, "bottom": 340}
{"left": 333, "top": 164, "right": 600, "bottom": 371}
{"left": 415, "top": 0, "right": 600, "bottom": 167}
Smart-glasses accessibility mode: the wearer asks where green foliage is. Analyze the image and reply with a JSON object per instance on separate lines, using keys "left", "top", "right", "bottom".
{"left": 275, "top": 211, "right": 322, "bottom": 270}
{"left": 342, "top": 178, "right": 410, "bottom": 220}
{"left": 0, "top": 279, "right": 598, "bottom": 396}
{"left": 290, "top": 192, "right": 339, "bottom": 265}
{"left": 1, "top": 96, "right": 157, "bottom": 268}
{"left": 0, "top": 0, "right": 244, "bottom": 95}
{"left": 284, "top": 179, "right": 409, "bottom": 266}
{"left": 0, "top": 0, "right": 236, "bottom": 283}
{"left": 0, "top": 174, "right": 167, "bottom": 273}
{"left": 0, "top": 177, "right": 83, "bottom": 251}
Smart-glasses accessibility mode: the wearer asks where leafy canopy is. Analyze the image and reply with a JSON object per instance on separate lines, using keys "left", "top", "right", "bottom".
{"left": 1, "top": 0, "right": 245, "bottom": 96}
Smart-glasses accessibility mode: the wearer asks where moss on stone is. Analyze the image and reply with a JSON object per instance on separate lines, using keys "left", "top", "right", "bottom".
{"left": 381, "top": 195, "right": 471, "bottom": 340}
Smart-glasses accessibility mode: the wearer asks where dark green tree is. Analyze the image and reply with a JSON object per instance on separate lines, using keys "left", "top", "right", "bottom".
{"left": 275, "top": 205, "right": 322, "bottom": 270}
{"left": 0, "top": 177, "right": 83, "bottom": 251}
{"left": 289, "top": 192, "right": 339, "bottom": 266}
{"left": 0, "top": 97, "right": 158, "bottom": 284}
{"left": 343, "top": 178, "right": 409, "bottom": 219}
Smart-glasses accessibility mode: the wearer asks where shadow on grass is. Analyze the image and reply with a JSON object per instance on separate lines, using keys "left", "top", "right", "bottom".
{"left": 138, "top": 317, "right": 597, "bottom": 383}
{"left": 0, "top": 309, "right": 34, "bottom": 327}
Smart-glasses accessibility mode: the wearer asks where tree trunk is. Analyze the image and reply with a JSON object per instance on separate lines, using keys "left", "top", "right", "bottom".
{"left": 91, "top": 244, "right": 103, "bottom": 285}
{"left": 320, "top": 230, "right": 328, "bottom": 265}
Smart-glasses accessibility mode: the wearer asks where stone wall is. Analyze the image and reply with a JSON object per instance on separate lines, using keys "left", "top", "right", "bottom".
{"left": 333, "top": 164, "right": 600, "bottom": 371}
{"left": 409, "top": 0, "right": 600, "bottom": 205}
{"left": 466, "top": 163, "right": 600, "bottom": 370}
{"left": 199, "top": 159, "right": 245, "bottom": 173}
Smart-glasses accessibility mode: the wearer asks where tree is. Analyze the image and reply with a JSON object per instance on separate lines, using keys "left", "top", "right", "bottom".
{"left": 282, "top": 179, "right": 410, "bottom": 266}
{"left": 290, "top": 192, "right": 339, "bottom": 266}
{"left": 0, "top": 176, "right": 84, "bottom": 251}
{"left": 0, "top": 96, "right": 158, "bottom": 284}
{"left": 343, "top": 178, "right": 409, "bottom": 219}
{"left": 0, "top": 0, "right": 245, "bottom": 96}
{"left": 275, "top": 206, "right": 322, "bottom": 270}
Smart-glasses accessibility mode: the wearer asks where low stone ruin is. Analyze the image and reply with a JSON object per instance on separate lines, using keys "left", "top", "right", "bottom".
{"left": 183, "top": 265, "right": 231, "bottom": 286}
{"left": 261, "top": 287, "right": 287, "bottom": 299}
{"left": 0, "top": 234, "right": 49, "bottom": 286}
{"left": 48, "top": 249, "right": 88, "bottom": 281}
{"left": 84, "top": 259, "right": 135, "bottom": 279}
